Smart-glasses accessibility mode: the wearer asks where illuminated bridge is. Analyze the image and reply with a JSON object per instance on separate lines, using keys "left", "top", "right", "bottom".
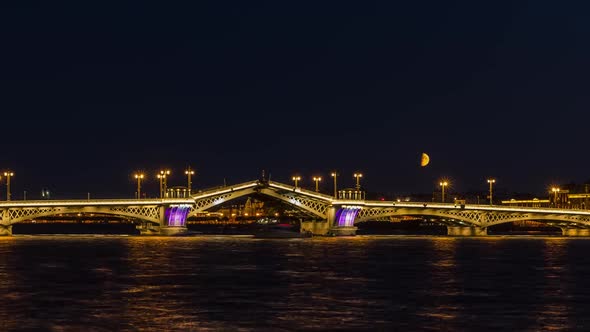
{"left": 0, "top": 198, "right": 194, "bottom": 236}
{"left": 189, "top": 179, "right": 590, "bottom": 237}
{"left": 2, "top": 178, "right": 590, "bottom": 236}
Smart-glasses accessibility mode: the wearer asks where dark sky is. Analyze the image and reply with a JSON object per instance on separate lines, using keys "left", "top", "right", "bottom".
{"left": 1, "top": 1, "right": 589, "bottom": 199}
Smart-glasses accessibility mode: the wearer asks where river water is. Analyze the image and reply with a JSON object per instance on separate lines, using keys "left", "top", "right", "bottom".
{"left": 0, "top": 235, "right": 589, "bottom": 331}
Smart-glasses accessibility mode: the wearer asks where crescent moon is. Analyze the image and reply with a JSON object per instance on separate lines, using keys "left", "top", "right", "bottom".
{"left": 420, "top": 153, "right": 430, "bottom": 167}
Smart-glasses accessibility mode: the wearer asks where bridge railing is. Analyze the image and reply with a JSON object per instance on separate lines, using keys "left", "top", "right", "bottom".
{"left": 267, "top": 181, "right": 337, "bottom": 201}
{"left": 0, "top": 197, "right": 194, "bottom": 207}
{"left": 361, "top": 200, "right": 590, "bottom": 214}
{"left": 190, "top": 180, "right": 260, "bottom": 198}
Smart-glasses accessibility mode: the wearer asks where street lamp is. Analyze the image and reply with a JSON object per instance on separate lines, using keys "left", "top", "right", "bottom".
{"left": 313, "top": 176, "right": 322, "bottom": 192}
{"left": 331, "top": 171, "right": 338, "bottom": 198}
{"left": 158, "top": 170, "right": 170, "bottom": 198}
{"left": 4, "top": 171, "right": 13, "bottom": 201}
{"left": 487, "top": 178, "right": 496, "bottom": 205}
{"left": 134, "top": 173, "right": 144, "bottom": 199}
{"left": 439, "top": 181, "right": 448, "bottom": 203}
{"left": 354, "top": 173, "right": 363, "bottom": 190}
{"left": 185, "top": 166, "right": 195, "bottom": 195}
{"left": 552, "top": 187, "right": 560, "bottom": 207}
{"left": 292, "top": 176, "right": 301, "bottom": 188}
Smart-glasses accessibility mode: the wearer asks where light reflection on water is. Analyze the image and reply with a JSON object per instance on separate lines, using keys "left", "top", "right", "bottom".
{"left": 0, "top": 235, "right": 589, "bottom": 331}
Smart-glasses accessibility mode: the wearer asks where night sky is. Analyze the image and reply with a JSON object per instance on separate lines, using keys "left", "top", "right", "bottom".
{"left": 1, "top": 1, "right": 589, "bottom": 199}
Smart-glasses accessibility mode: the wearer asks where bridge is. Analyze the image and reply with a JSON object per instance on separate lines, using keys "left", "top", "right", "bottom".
{"left": 1, "top": 178, "right": 590, "bottom": 236}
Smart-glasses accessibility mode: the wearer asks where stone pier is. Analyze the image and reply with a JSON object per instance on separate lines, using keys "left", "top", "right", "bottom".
{"left": 560, "top": 228, "right": 590, "bottom": 236}
{"left": 160, "top": 226, "right": 188, "bottom": 236}
{"left": 447, "top": 226, "right": 488, "bottom": 236}
{"left": 327, "top": 226, "right": 358, "bottom": 236}
{"left": 300, "top": 220, "right": 330, "bottom": 236}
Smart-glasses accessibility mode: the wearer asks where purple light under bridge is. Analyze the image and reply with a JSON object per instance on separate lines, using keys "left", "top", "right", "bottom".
{"left": 335, "top": 206, "right": 361, "bottom": 227}
{"left": 165, "top": 204, "right": 191, "bottom": 227}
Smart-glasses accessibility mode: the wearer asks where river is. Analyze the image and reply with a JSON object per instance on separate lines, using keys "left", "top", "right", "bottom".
{"left": 0, "top": 235, "right": 589, "bottom": 331}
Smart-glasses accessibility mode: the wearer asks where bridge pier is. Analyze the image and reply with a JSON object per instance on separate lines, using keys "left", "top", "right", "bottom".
{"left": 136, "top": 221, "right": 160, "bottom": 235}
{"left": 137, "top": 223, "right": 188, "bottom": 236}
{"left": 328, "top": 226, "right": 358, "bottom": 236}
{"left": 300, "top": 220, "right": 330, "bottom": 235}
{"left": 447, "top": 226, "right": 487, "bottom": 236}
{"left": 299, "top": 206, "right": 335, "bottom": 236}
{"left": 560, "top": 228, "right": 590, "bottom": 237}
{"left": 325, "top": 205, "right": 360, "bottom": 236}
{"left": 136, "top": 205, "right": 189, "bottom": 236}
{"left": 160, "top": 226, "right": 188, "bottom": 236}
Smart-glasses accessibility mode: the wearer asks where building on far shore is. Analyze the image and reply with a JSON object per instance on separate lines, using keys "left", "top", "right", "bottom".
{"left": 502, "top": 185, "right": 590, "bottom": 209}
{"left": 501, "top": 198, "right": 550, "bottom": 208}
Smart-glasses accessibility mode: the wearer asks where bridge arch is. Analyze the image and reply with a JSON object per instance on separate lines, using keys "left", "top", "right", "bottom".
{"left": 4, "top": 205, "right": 163, "bottom": 225}
{"left": 356, "top": 205, "right": 590, "bottom": 229}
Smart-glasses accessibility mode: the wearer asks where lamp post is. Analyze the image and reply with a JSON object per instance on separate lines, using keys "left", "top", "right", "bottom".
{"left": 157, "top": 174, "right": 164, "bottom": 198}
{"left": 134, "top": 173, "right": 144, "bottom": 199}
{"left": 439, "top": 181, "right": 448, "bottom": 203}
{"left": 185, "top": 166, "right": 195, "bottom": 195}
{"left": 313, "top": 176, "right": 322, "bottom": 192}
{"left": 331, "top": 172, "right": 338, "bottom": 198}
{"left": 163, "top": 170, "right": 170, "bottom": 196}
{"left": 4, "top": 171, "right": 13, "bottom": 201}
{"left": 487, "top": 178, "right": 496, "bottom": 205}
{"left": 552, "top": 187, "right": 560, "bottom": 208}
{"left": 354, "top": 173, "right": 363, "bottom": 190}
{"left": 157, "top": 170, "right": 170, "bottom": 198}
{"left": 292, "top": 176, "right": 301, "bottom": 188}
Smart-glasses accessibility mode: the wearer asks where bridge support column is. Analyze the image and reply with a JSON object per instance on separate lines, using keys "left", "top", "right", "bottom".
{"left": 560, "top": 228, "right": 590, "bottom": 237}
{"left": 447, "top": 226, "right": 487, "bottom": 236}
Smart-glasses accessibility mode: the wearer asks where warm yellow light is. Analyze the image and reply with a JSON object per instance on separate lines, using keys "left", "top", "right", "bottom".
{"left": 487, "top": 179, "right": 496, "bottom": 184}
{"left": 331, "top": 172, "right": 337, "bottom": 177}
{"left": 354, "top": 173, "right": 363, "bottom": 178}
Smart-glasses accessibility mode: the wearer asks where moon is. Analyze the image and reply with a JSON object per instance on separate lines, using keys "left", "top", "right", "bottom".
{"left": 420, "top": 152, "right": 430, "bottom": 167}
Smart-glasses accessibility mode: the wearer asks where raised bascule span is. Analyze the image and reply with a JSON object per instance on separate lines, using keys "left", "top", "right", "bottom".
{"left": 1, "top": 179, "right": 590, "bottom": 236}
